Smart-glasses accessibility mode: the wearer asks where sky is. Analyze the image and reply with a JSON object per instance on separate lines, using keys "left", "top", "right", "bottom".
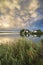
{"left": 0, "top": 0, "right": 43, "bottom": 31}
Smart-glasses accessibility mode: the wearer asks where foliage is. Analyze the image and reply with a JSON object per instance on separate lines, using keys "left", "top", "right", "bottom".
{"left": 20, "top": 29, "right": 43, "bottom": 37}
{"left": 20, "top": 29, "right": 25, "bottom": 36}
{"left": 20, "top": 29, "right": 30, "bottom": 36}
{"left": 0, "top": 38, "right": 43, "bottom": 65}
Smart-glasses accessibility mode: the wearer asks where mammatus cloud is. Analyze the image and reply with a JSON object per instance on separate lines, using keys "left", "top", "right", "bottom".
{"left": 0, "top": 0, "right": 43, "bottom": 30}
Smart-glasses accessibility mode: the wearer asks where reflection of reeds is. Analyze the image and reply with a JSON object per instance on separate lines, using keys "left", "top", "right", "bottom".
{"left": 0, "top": 38, "right": 43, "bottom": 65}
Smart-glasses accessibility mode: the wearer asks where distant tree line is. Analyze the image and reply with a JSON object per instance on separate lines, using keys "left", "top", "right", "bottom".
{"left": 20, "top": 29, "right": 43, "bottom": 37}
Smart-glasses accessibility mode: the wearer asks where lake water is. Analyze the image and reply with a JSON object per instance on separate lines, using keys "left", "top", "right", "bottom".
{"left": 0, "top": 33, "right": 43, "bottom": 44}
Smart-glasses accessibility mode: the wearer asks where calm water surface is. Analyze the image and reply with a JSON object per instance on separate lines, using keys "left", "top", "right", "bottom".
{"left": 0, "top": 33, "right": 43, "bottom": 44}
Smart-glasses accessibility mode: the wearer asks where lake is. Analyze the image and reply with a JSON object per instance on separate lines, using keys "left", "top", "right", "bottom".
{"left": 0, "top": 32, "right": 43, "bottom": 44}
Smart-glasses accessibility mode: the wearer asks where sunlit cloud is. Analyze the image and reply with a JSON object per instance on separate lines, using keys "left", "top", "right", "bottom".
{"left": 0, "top": 0, "right": 43, "bottom": 30}
{"left": 28, "top": 0, "right": 39, "bottom": 21}
{"left": 29, "top": 0, "right": 39, "bottom": 11}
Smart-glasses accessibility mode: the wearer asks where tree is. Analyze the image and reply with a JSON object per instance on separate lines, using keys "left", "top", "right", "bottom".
{"left": 36, "top": 29, "right": 41, "bottom": 33}
{"left": 25, "top": 29, "right": 30, "bottom": 36}
{"left": 20, "top": 29, "right": 30, "bottom": 36}
{"left": 20, "top": 29, "right": 25, "bottom": 36}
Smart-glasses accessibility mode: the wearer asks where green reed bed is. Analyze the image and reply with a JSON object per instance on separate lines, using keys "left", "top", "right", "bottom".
{"left": 0, "top": 38, "right": 43, "bottom": 65}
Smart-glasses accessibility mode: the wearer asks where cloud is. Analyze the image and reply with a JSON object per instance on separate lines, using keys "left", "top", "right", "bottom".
{"left": 0, "top": 0, "right": 43, "bottom": 30}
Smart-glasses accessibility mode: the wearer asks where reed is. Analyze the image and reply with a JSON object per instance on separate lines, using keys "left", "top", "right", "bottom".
{"left": 0, "top": 38, "right": 43, "bottom": 65}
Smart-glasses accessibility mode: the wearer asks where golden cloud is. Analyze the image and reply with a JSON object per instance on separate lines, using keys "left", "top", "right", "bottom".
{"left": 0, "top": 0, "right": 42, "bottom": 29}
{"left": 29, "top": 0, "right": 39, "bottom": 16}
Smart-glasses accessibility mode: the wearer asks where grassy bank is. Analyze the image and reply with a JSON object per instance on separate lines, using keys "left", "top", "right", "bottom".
{"left": 0, "top": 38, "right": 43, "bottom": 65}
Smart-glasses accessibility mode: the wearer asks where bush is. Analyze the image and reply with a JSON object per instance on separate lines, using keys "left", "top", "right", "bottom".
{"left": 0, "top": 38, "right": 43, "bottom": 65}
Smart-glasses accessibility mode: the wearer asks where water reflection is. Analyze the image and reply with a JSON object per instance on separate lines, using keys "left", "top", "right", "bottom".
{"left": 32, "top": 34, "right": 43, "bottom": 37}
{"left": 28, "top": 35, "right": 43, "bottom": 43}
{"left": 0, "top": 33, "right": 43, "bottom": 44}
{"left": 20, "top": 33, "right": 43, "bottom": 42}
{"left": 0, "top": 33, "right": 20, "bottom": 44}
{"left": 0, "top": 36, "right": 20, "bottom": 44}
{"left": 0, "top": 37, "right": 11, "bottom": 43}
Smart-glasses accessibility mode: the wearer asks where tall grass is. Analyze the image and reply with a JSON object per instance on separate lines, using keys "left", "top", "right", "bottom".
{"left": 0, "top": 38, "right": 43, "bottom": 65}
